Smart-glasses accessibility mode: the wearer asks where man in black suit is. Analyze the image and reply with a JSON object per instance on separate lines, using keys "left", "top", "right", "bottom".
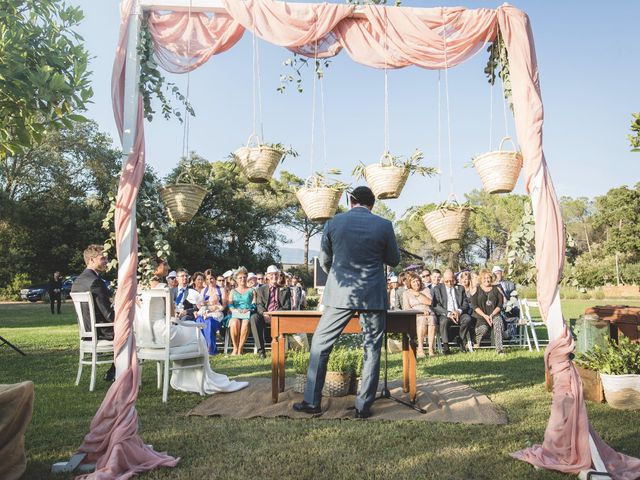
{"left": 431, "top": 269, "right": 473, "bottom": 354}
{"left": 250, "top": 265, "right": 291, "bottom": 358}
{"left": 71, "top": 244, "right": 115, "bottom": 380}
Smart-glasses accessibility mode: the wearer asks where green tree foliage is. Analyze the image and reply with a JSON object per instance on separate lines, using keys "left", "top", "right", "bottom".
{"left": 629, "top": 113, "right": 640, "bottom": 152}
{"left": 0, "top": 121, "right": 120, "bottom": 286}
{"left": 0, "top": 0, "right": 92, "bottom": 159}
{"left": 591, "top": 184, "right": 640, "bottom": 258}
{"left": 163, "top": 156, "right": 284, "bottom": 274}
{"left": 505, "top": 200, "right": 536, "bottom": 284}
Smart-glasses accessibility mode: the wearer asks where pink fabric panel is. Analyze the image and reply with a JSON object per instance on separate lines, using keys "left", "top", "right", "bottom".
{"left": 511, "top": 327, "right": 591, "bottom": 472}
{"left": 76, "top": 363, "right": 178, "bottom": 480}
{"left": 147, "top": 11, "right": 244, "bottom": 74}
{"left": 497, "top": 6, "right": 564, "bottom": 323}
{"left": 589, "top": 428, "right": 640, "bottom": 480}
{"left": 222, "top": 0, "right": 353, "bottom": 48}
{"left": 75, "top": 1, "right": 178, "bottom": 478}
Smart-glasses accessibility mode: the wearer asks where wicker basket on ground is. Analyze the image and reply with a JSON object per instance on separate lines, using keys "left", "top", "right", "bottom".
{"left": 296, "top": 176, "right": 343, "bottom": 222}
{"left": 472, "top": 137, "right": 523, "bottom": 194}
{"left": 363, "top": 154, "right": 410, "bottom": 199}
{"left": 293, "top": 374, "right": 306, "bottom": 394}
{"left": 322, "top": 371, "right": 352, "bottom": 397}
{"left": 159, "top": 172, "right": 208, "bottom": 223}
{"left": 423, "top": 208, "right": 470, "bottom": 243}
{"left": 233, "top": 135, "right": 284, "bottom": 183}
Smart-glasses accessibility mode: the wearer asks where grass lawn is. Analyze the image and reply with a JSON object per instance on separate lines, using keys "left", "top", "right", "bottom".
{"left": 1, "top": 299, "right": 639, "bottom": 480}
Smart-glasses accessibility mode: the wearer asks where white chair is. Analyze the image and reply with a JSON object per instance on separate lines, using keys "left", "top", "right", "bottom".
{"left": 70, "top": 292, "right": 115, "bottom": 392}
{"left": 135, "top": 288, "right": 207, "bottom": 403}
{"left": 519, "top": 299, "right": 547, "bottom": 351}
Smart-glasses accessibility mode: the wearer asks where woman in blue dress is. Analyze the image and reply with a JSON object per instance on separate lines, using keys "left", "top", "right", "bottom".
{"left": 226, "top": 267, "right": 256, "bottom": 355}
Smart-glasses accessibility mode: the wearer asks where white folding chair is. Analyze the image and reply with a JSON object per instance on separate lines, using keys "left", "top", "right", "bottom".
{"left": 135, "top": 288, "right": 207, "bottom": 403}
{"left": 70, "top": 292, "right": 114, "bottom": 392}
{"left": 519, "top": 299, "right": 546, "bottom": 352}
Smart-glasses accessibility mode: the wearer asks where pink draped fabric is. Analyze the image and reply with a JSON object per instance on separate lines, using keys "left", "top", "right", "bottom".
{"left": 75, "top": 0, "right": 178, "bottom": 478}
{"left": 147, "top": 11, "right": 244, "bottom": 73}
{"left": 91, "top": 1, "right": 639, "bottom": 478}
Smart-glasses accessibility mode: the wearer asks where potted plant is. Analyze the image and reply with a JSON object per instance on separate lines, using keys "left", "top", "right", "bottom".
{"left": 322, "top": 348, "right": 354, "bottom": 397}
{"left": 296, "top": 169, "right": 348, "bottom": 222}
{"left": 352, "top": 150, "right": 438, "bottom": 200}
{"left": 290, "top": 349, "right": 310, "bottom": 394}
{"left": 575, "top": 336, "right": 640, "bottom": 410}
{"left": 472, "top": 137, "right": 523, "bottom": 194}
{"left": 422, "top": 200, "right": 475, "bottom": 243}
{"left": 158, "top": 167, "right": 208, "bottom": 223}
{"left": 232, "top": 134, "right": 298, "bottom": 183}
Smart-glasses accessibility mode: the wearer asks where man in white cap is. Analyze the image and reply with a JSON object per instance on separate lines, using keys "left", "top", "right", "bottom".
{"left": 166, "top": 270, "right": 178, "bottom": 305}
{"left": 388, "top": 275, "right": 399, "bottom": 310}
{"left": 247, "top": 272, "right": 257, "bottom": 288}
{"left": 492, "top": 266, "right": 516, "bottom": 301}
{"left": 252, "top": 265, "right": 291, "bottom": 358}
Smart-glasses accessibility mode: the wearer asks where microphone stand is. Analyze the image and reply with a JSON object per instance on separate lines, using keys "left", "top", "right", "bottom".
{"left": 374, "top": 331, "right": 426, "bottom": 414}
{"left": 0, "top": 335, "right": 26, "bottom": 356}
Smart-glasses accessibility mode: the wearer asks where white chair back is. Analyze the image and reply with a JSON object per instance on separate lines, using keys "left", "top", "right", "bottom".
{"left": 70, "top": 292, "right": 96, "bottom": 340}
{"left": 137, "top": 288, "right": 172, "bottom": 348}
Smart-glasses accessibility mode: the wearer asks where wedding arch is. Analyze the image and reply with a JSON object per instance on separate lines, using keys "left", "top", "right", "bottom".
{"left": 64, "top": 1, "right": 640, "bottom": 478}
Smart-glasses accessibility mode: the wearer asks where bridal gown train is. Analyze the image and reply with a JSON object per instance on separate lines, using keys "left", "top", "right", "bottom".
{"left": 138, "top": 288, "right": 248, "bottom": 395}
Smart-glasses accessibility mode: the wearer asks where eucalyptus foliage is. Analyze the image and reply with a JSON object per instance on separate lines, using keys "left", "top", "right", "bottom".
{"left": 485, "top": 28, "right": 512, "bottom": 112}
{"left": 629, "top": 113, "right": 640, "bottom": 152}
{"left": 575, "top": 336, "right": 640, "bottom": 375}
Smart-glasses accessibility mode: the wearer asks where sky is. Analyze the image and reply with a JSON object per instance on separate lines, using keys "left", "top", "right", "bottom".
{"left": 68, "top": 0, "right": 639, "bottom": 251}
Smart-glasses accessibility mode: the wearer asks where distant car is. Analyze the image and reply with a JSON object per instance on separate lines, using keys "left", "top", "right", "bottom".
{"left": 19, "top": 275, "right": 112, "bottom": 303}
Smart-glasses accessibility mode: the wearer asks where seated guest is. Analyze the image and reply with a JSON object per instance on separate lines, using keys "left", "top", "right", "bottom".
{"left": 458, "top": 270, "right": 476, "bottom": 299}
{"left": 175, "top": 269, "right": 198, "bottom": 321}
{"left": 290, "top": 275, "right": 305, "bottom": 310}
{"left": 388, "top": 275, "right": 399, "bottom": 310}
{"left": 226, "top": 267, "right": 256, "bottom": 355}
{"left": 255, "top": 273, "right": 265, "bottom": 287}
{"left": 395, "top": 272, "right": 407, "bottom": 310}
{"left": 472, "top": 268, "right": 505, "bottom": 354}
{"left": 492, "top": 266, "right": 516, "bottom": 301}
{"left": 252, "top": 265, "right": 292, "bottom": 358}
{"left": 431, "top": 269, "right": 473, "bottom": 354}
{"left": 72, "top": 244, "right": 115, "bottom": 381}
{"left": 247, "top": 272, "right": 257, "bottom": 288}
{"left": 137, "top": 260, "right": 248, "bottom": 394}
{"left": 166, "top": 270, "right": 178, "bottom": 301}
{"left": 402, "top": 273, "right": 437, "bottom": 358}
{"left": 200, "top": 272, "right": 226, "bottom": 354}
{"left": 191, "top": 271, "right": 206, "bottom": 294}
{"left": 431, "top": 269, "right": 442, "bottom": 287}
{"left": 420, "top": 269, "right": 432, "bottom": 291}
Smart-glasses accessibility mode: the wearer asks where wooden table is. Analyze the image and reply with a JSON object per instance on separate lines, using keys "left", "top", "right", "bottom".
{"left": 269, "top": 310, "right": 421, "bottom": 404}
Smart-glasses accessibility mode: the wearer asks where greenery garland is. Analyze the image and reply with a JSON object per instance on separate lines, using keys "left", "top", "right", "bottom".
{"left": 484, "top": 28, "right": 513, "bottom": 112}
{"left": 138, "top": 15, "right": 194, "bottom": 122}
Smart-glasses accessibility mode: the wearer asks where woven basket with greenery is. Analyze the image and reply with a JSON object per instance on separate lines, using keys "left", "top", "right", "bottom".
{"left": 423, "top": 207, "right": 470, "bottom": 243}
{"left": 363, "top": 157, "right": 409, "bottom": 200}
{"left": 321, "top": 348, "right": 360, "bottom": 397}
{"left": 322, "top": 371, "right": 352, "bottom": 397}
{"left": 296, "top": 174, "right": 345, "bottom": 222}
{"left": 233, "top": 135, "right": 285, "bottom": 184}
{"left": 290, "top": 349, "right": 310, "bottom": 394}
{"left": 472, "top": 137, "right": 523, "bottom": 194}
{"left": 158, "top": 172, "right": 208, "bottom": 223}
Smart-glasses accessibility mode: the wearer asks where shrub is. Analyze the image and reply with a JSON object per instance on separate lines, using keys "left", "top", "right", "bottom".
{"left": 305, "top": 296, "right": 319, "bottom": 310}
{"left": 575, "top": 336, "right": 640, "bottom": 375}
{"left": 0, "top": 273, "right": 31, "bottom": 301}
{"left": 327, "top": 347, "right": 362, "bottom": 374}
{"left": 594, "top": 289, "right": 606, "bottom": 300}
{"left": 290, "top": 349, "right": 310, "bottom": 374}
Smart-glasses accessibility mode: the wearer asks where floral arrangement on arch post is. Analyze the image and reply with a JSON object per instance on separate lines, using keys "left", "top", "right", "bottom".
{"left": 352, "top": 149, "right": 438, "bottom": 200}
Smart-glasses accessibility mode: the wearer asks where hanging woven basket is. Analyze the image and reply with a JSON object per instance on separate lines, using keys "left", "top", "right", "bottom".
{"left": 363, "top": 154, "right": 410, "bottom": 200}
{"left": 233, "top": 134, "right": 284, "bottom": 184}
{"left": 472, "top": 136, "right": 523, "bottom": 194}
{"left": 159, "top": 172, "right": 208, "bottom": 223}
{"left": 296, "top": 176, "right": 343, "bottom": 222}
{"left": 423, "top": 208, "right": 470, "bottom": 243}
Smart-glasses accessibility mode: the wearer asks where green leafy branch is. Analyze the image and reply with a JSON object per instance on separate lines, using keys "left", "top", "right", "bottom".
{"left": 434, "top": 199, "right": 479, "bottom": 213}
{"left": 629, "top": 113, "right": 640, "bottom": 152}
{"left": 277, "top": 54, "right": 331, "bottom": 94}
{"left": 485, "top": 28, "right": 513, "bottom": 112}
{"left": 352, "top": 149, "right": 438, "bottom": 179}
{"left": 138, "top": 16, "right": 194, "bottom": 122}
{"left": 575, "top": 336, "right": 640, "bottom": 375}
{"left": 304, "top": 169, "right": 350, "bottom": 192}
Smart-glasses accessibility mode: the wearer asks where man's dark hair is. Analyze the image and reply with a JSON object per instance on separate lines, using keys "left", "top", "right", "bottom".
{"left": 432, "top": 268, "right": 442, "bottom": 275}
{"left": 349, "top": 186, "right": 375, "bottom": 207}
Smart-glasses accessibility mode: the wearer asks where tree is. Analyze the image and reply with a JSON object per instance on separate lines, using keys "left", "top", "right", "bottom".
{"left": 0, "top": 0, "right": 92, "bottom": 159}
{"left": 592, "top": 184, "right": 640, "bottom": 259}
{"left": 560, "top": 196, "right": 594, "bottom": 257}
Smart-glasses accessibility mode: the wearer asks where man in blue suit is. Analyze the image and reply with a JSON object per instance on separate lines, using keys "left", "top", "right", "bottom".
{"left": 294, "top": 186, "right": 400, "bottom": 418}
